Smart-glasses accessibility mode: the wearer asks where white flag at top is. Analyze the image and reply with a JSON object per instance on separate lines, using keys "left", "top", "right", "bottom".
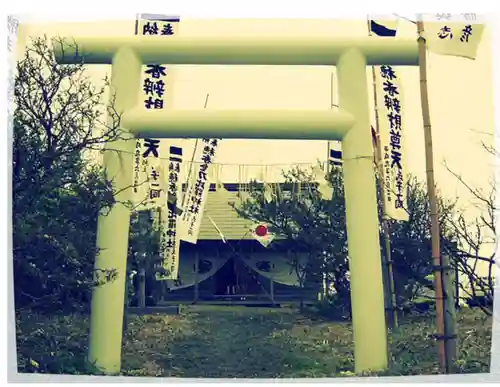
{"left": 424, "top": 22, "right": 485, "bottom": 60}
{"left": 368, "top": 18, "right": 398, "bottom": 37}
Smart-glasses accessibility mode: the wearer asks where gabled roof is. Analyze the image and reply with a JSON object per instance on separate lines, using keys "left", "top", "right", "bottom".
{"left": 188, "top": 183, "right": 301, "bottom": 241}
{"left": 198, "top": 186, "right": 254, "bottom": 241}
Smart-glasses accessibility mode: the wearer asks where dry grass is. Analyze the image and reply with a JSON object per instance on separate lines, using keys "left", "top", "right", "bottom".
{"left": 15, "top": 305, "right": 492, "bottom": 378}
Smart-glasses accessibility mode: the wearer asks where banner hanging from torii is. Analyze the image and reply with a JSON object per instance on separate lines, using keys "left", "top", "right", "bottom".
{"left": 156, "top": 146, "right": 184, "bottom": 280}
{"left": 374, "top": 64, "right": 409, "bottom": 222}
{"left": 178, "top": 138, "right": 222, "bottom": 244}
{"left": 129, "top": 14, "right": 185, "bottom": 280}
{"left": 132, "top": 14, "right": 180, "bottom": 211}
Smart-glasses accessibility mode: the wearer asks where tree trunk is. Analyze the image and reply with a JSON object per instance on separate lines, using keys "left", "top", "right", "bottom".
{"left": 442, "top": 254, "right": 458, "bottom": 373}
{"left": 122, "top": 267, "right": 129, "bottom": 336}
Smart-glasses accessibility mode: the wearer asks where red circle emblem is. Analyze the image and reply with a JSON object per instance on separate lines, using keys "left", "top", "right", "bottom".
{"left": 255, "top": 224, "right": 268, "bottom": 237}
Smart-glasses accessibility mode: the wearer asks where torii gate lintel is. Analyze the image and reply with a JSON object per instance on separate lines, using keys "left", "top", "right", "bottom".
{"left": 53, "top": 35, "right": 419, "bottom": 66}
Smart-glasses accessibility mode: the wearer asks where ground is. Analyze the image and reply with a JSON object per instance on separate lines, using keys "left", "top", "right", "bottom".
{"left": 15, "top": 305, "right": 492, "bottom": 378}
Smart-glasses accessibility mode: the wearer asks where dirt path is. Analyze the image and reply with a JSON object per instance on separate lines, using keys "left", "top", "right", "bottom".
{"left": 122, "top": 305, "right": 354, "bottom": 378}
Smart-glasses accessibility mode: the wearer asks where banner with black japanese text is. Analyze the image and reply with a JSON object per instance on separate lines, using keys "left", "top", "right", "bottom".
{"left": 375, "top": 65, "right": 409, "bottom": 222}
{"left": 132, "top": 14, "right": 180, "bottom": 210}
{"left": 422, "top": 14, "right": 485, "bottom": 60}
{"left": 178, "top": 138, "right": 221, "bottom": 244}
{"left": 156, "top": 146, "right": 184, "bottom": 280}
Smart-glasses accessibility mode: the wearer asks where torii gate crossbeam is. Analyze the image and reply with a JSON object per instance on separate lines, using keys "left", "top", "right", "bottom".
{"left": 53, "top": 34, "right": 418, "bottom": 376}
{"left": 123, "top": 109, "right": 355, "bottom": 140}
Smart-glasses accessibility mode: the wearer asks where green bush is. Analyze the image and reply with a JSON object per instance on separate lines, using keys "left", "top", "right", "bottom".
{"left": 312, "top": 293, "right": 352, "bottom": 321}
{"left": 15, "top": 311, "right": 90, "bottom": 374}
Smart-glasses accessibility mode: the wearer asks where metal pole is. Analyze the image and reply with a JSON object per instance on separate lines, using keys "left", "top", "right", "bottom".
{"left": 366, "top": 18, "right": 399, "bottom": 329}
{"left": 416, "top": 18, "right": 448, "bottom": 373}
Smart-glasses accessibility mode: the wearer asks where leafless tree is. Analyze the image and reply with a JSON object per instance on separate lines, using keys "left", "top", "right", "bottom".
{"left": 442, "top": 132, "right": 496, "bottom": 315}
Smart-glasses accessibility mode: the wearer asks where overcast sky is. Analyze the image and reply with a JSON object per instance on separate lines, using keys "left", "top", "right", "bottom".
{"left": 17, "top": 17, "right": 494, "bottom": 189}
{"left": 15, "top": 17, "right": 496, "bottom": 264}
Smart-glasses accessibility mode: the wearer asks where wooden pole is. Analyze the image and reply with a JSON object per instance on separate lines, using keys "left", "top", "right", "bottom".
{"left": 453, "top": 255, "right": 460, "bottom": 309}
{"left": 326, "top": 71, "right": 341, "bottom": 174}
{"left": 270, "top": 277, "right": 275, "bottom": 305}
{"left": 442, "top": 253, "right": 458, "bottom": 372}
{"left": 326, "top": 72, "right": 334, "bottom": 175}
{"left": 366, "top": 18, "right": 398, "bottom": 329}
{"left": 194, "top": 250, "right": 199, "bottom": 303}
{"left": 416, "top": 18, "right": 448, "bottom": 373}
{"left": 182, "top": 93, "right": 210, "bottom": 210}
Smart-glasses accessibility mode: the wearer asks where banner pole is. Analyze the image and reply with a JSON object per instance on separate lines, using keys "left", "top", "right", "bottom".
{"left": 182, "top": 93, "right": 210, "bottom": 210}
{"left": 416, "top": 16, "right": 449, "bottom": 373}
{"left": 326, "top": 72, "right": 334, "bottom": 174}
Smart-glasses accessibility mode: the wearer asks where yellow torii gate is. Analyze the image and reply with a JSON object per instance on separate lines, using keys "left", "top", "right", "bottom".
{"left": 53, "top": 33, "right": 418, "bottom": 375}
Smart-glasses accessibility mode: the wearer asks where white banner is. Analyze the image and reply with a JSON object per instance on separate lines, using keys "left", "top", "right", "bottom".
{"left": 375, "top": 65, "right": 409, "bottom": 222}
{"left": 424, "top": 21, "right": 484, "bottom": 60}
{"left": 132, "top": 138, "right": 164, "bottom": 209}
{"left": 178, "top": 138, "right": 221, "bottom": 244}
{"left": 132, "top": 15, "right": 180, "bottom": 210}
{"left": 156, "top": 146, "right": 184, "bottom": 280}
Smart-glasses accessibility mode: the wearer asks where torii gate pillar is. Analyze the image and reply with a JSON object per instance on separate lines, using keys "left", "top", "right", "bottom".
{"left": 337, "top": 48, "right": 388, "bottom": 368}
{"left": 87, "top": 47, "right": 142, "bottom": 373}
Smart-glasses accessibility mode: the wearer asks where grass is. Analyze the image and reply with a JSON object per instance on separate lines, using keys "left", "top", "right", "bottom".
{"left": 15, "top": 305, "right": 492, "bottom": 378}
